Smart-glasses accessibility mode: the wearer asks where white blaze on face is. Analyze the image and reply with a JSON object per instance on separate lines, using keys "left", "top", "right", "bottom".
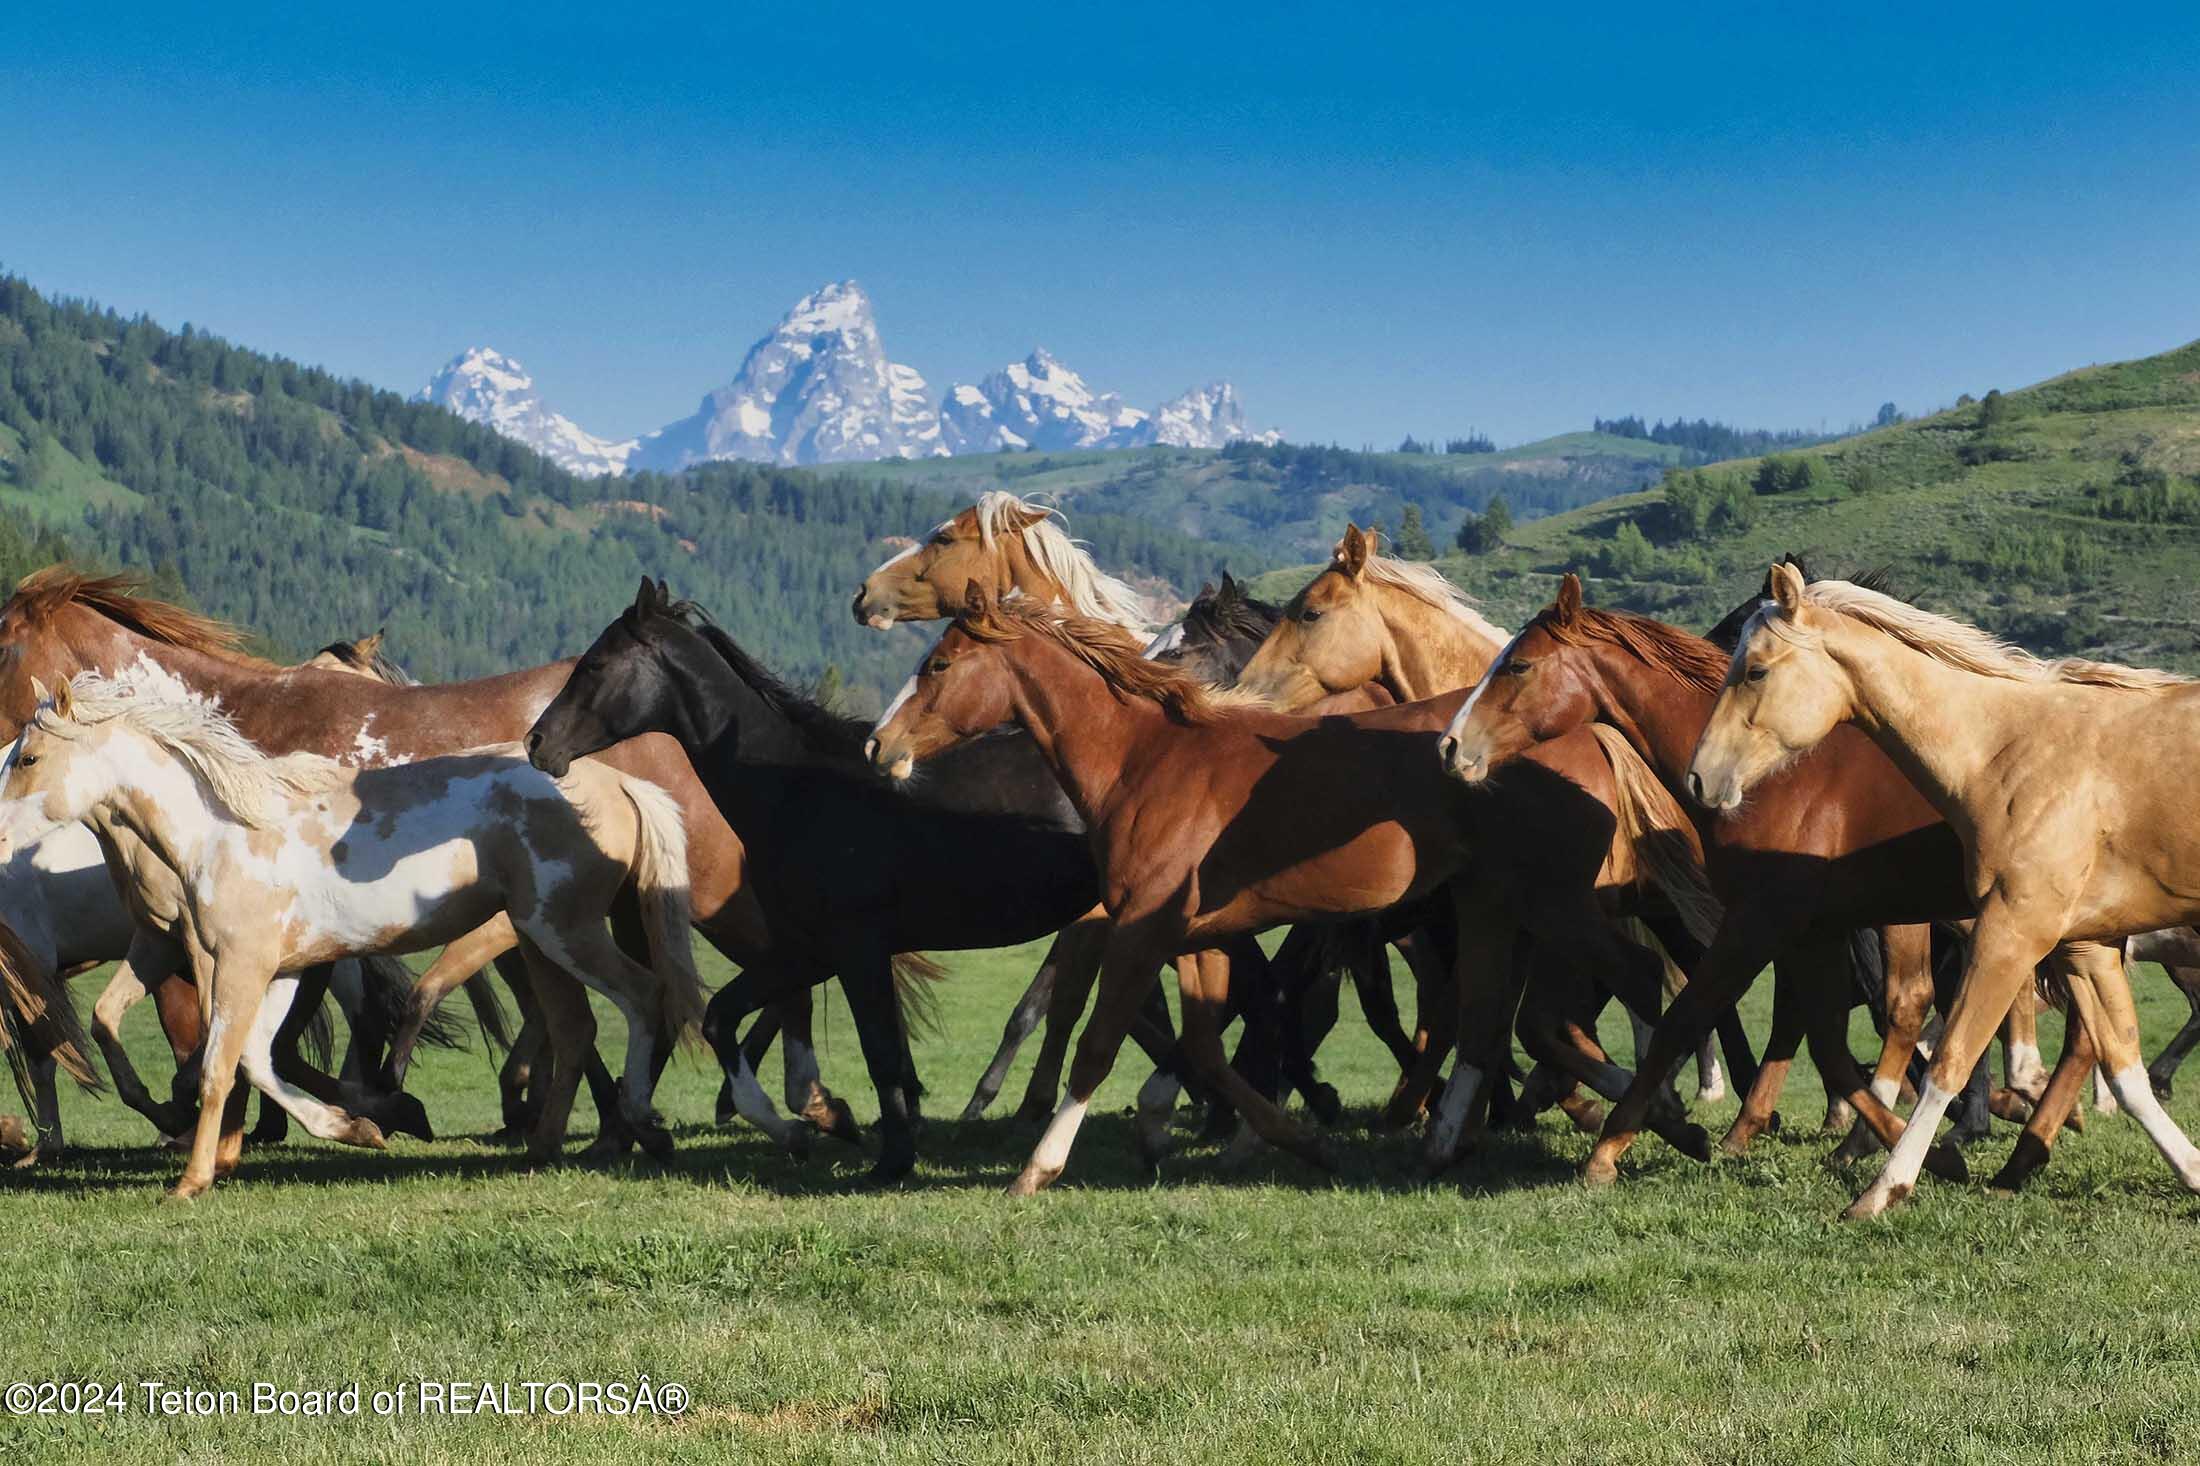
{"left": 1444, "top": 631, "right": 1522, "bottom": 751}
{"left": 873, "top": 672, "right": 923, "bottom": 778}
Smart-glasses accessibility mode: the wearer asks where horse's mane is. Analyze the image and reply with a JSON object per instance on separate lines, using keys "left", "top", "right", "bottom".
{"left": 1543, "top": 606, "right": 1731, "bottom": 695}
{"left": 8, "top": 567, "right": 277, "bottom": 668}
{"left": 37, "top": 669, "right": 344, "bottom": 828}
{"left": 1337, "top": 552, "right": 1512, "bottom": 648}
{"left": 659, "top": 602, "right": 873, "bottom": 757}
{"left": 1795, "top": 580, "right": 2191, "bottom": 690}
{"left": 306, "top": 635, "right": 418, "bottom": 687}
{"left": 1183, "top": 579, "right": 1281, "bottom": 644}
{"left": 960, "top": 597, "right": 1271, "bottom": 723}
{"left": 970, "top": 493, "right": 1153, "bottom": 632}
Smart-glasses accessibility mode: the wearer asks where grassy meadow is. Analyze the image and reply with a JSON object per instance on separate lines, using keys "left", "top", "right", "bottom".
{"left": 5, "top": 940, "right": 2200, "bottom": 1464}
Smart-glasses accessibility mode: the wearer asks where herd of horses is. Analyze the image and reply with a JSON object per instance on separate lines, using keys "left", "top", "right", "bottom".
{"left": 5, "top": 492, "right": 2200, "bottom": 1220}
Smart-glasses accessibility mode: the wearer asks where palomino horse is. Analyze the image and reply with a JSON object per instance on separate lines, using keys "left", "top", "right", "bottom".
{"left": 1434, "top": 574, "right": 2023, "bottom": 1189}
{"left": 526, "top": 579, "right": 1136, "bottom": 1183}
{"left": 865, "top": 590, "right": 1725, "bottom": 1190}
{"left": 0, "top": 670, "right": 705, "bottom": 1196}
{"left": 0, "top": 568, "right": 859, "bottom": 1153}
{"left": 1691, "top": 564, "right": 2200, "bottom": 1217}
{"left": 853, "top": 491, "right": 1155, "bottom": 632}
{"left": 1240, "top": 529, "right": 1745, "bottom": 1114}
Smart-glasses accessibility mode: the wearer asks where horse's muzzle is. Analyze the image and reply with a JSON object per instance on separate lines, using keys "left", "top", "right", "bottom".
{"left": 524, "top": 730, "right": 570, "bottom": 779}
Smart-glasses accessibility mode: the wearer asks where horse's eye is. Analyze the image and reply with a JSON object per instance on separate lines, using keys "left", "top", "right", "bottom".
{"left": 1746, "top": 664, "right": 1768, "bottom": 683}
{"left": 1300, "top": 609, "right": 1324, "bottom": 624}
{"left": 925, "top": 658, "right": 950, "bottom": 675}
{"left": 15, "top": 754, "right": 35, "bottom": 768}
{"left": 1503, "top": 659, "right": 1532, "bottom": 677}
{"left": 930, "top": 532, "right": 954, "bottom": 547}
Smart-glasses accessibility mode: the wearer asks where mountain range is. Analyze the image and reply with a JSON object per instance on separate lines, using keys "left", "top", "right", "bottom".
{"left": 416, "top": 281, "right": 1279, "bottom": 476}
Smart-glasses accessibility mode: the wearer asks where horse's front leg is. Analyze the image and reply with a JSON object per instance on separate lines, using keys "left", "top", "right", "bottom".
{"left": 838, "top": 947, "right": 924, "bottom": 1186}
{"left": 173, "top": 950, "right": 276, "bottom": 1199}
{"left": 703, "top": 967, "right": 814, "bottom": 1157}
{"left": 91, "top": 936, "right": 196, "bottom": 1139}
{"left": 1012, "top": 920, "right": 1173, "bottom": 1195}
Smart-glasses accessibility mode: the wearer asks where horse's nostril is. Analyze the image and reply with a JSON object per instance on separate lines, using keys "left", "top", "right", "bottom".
{"left": 863, "top": 736, "right": 880, "bottom": 763}
{"left": 1688, "top": 770, "right": 1705, "bottom": 803}
{"left": 1436, "top": 735, "right": 1457, "bottom": 766}
{"left": 524, "top": 730, "right": 540, "bottom": 753}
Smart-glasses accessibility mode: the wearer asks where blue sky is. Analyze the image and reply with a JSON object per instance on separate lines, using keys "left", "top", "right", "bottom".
{"left": 7, "top": 4, "right": 2198, "bottom": 447}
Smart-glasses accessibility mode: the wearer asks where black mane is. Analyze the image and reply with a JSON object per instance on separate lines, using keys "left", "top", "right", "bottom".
{"left": 659, "top": 600, "right": 874, "bottom": 758}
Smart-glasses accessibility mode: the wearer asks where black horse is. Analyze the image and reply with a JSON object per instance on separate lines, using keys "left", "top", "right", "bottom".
{"left": 527, "top": 579, "right": 1270, "bottom": 1182}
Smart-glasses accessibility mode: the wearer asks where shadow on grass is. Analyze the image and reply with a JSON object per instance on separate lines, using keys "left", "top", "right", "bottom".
{"left": 0, "top": 1104, "right": 1602, "bottom": 1201}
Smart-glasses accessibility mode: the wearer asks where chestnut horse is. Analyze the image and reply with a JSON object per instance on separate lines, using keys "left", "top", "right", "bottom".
{"left": 866, "top": 591, "right": 1725, "bottom": 1190}
{"left": 0, "top": 568, "right": 854, "bottom": 1154}
{"left": 1436, "top": 574, "right": 2116, "bottom": 1197}
{"left": 854, "top": 492, "right": 1155, "bottom": 632}
{"left": 1693, "top": 565, "right": 2200, "bottom": 1216}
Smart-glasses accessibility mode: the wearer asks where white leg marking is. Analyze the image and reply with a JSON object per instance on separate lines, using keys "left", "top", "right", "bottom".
{"left": 1853, "top": 1079, "right": 1959, "bottom": 1214}
{"left": 725, "top": 1048, "right": 797, "bottom": 1148}
{"left": 1869, "top": 1075, "right": 1901, "bottom": 1109}
{"left": 1695, "top": 1039, "right": 1726, "bottom": 1104}
{"left": 1135, "top": 1068, "right": 1181, "bottom": 1157}
{"left": 783, "top": 1035, "right": 822, "bottom": 1113}
{"left": 1424, "top": 1062, "right": 1484, "bottom": 1166}
{"left": 2104, "top": 1063, "right": 2200, "bottom": 1190}
{"left": 1028, "top": 1093, "right": 1091, "bottom": 1176}
{"left": 2093, "top": 1064, "right": 2123, "bottom": 1115}
{"left": 2008, "top": 1040, "right": 2046, "bottom": 1094}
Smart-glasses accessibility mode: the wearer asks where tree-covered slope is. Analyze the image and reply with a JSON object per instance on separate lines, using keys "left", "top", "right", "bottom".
{"left": 0, "top": 277, "right": 1225, "bottom": 706}
{"left": 1252, "top": 338, "right": 2200, "bottom": 670}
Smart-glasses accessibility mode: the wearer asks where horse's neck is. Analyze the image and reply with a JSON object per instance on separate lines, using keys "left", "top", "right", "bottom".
{"left": 1825, "top": 621, "right": 2036, "bottom": 823}
{"left": 1002, "top": 645, "right": 1150, "bottom": 826}
{"left": 1596, "top": 653, "right": 1716, "bottom": 795}
{"left": 78, "top": 758, "right": 230, "bottom": 907}
{"left": 1379, "top": 593, "right": 1499, "bottom": 700}
{"left": 999, "top": 533, "right": 1068, "bottom": 609}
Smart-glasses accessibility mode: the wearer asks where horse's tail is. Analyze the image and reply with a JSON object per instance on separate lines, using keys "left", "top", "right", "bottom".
{"left": 892, "top": 953, "right": 946, "bottom": 1039}
{"left": 361, "top": 954, "right": 465, "bottom": 1052}
{"left": 462, "top": 969, "right": 514, "bottom": 1056}
{"left": 301, "top": 987, "right": 336, "bottom": 1071}
{"left": 617, "top": 773, "right": 707, "bottom": 1045}
{"left": 0, "top": 915, "right": 99, "bottom": 1104}
{"left": 1589, "top": 723, "right": 1722, "bottom": 945}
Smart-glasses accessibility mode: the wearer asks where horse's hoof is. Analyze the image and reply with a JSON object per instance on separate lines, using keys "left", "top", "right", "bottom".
{"left": 783, "top": 1128, "right": 813, "bottom": 1162}
{"left": 805, "top": 1097, "right": 863, "bottom": 1145}
{"left": 863, "top": 1155, "right": 916, "bottom": 1188}
{"left": 2150, "top": 1074, "right": 2174, "bottom": 1102}
{"left": 957, "top": 1099, "right": 990, "bottom": 1124}
{"left": 378, "top": 1093, "right": 434, "bottom": 1143}
{"left": 1922, "top": 1142, "right": 1969, "bottom": 1184}
{"left": 1764, "top": 1111, "right": 1782, "bottom": 1136}
{"left": 1010, "top": 1096, "right": 1053, "bottom": 1127}
{"left": 1303, "top": 1084, "right": 1344, "bottom": 1127}
{"left": 579, "top": 1134, "right": 630, "bottom": 1164}
{"left": 1842, "top": 1182, "right": 1910, "bottom": 1221}
{"left": 349, "top": 1120, "right": 388, "bottom": 1151}
{"left": 1580, "top": 1154, "right": 1620, "bottom": 1188}
{"left": 1005, "top": 1165, "right": 1057, "bottom": 1196}
{"left": 635, "top": 1123, "right": 677, "bottom": 1160}
{"left": 1671, "top": 1124, "right": 1713, "bottom": 1163}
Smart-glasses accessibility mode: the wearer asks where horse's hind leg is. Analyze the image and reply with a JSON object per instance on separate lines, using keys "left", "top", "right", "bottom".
{"left": 2059, "top": 942, "right": 2200, "bottom": 1191}
{"left": 513, "top": 943, "right": 596, "bottom": 1165}
{"left": 236, "top": 976, "right": 387, "bottom": 1150}
{"left": 2146, "top": 964, "right": 2200, "bottom": 1099}
{"left": 386, "top": 916, "right": 517, "bottom": 1088}
{"left": 836, "top": 948, "right": 924, "bottom": 1185}
{"left": 963, "top": 941, "right": 1061, "bottom": 1121}
{"left": 1832, "top": 923, "right": 1936, "bottom": 1163}
{"left": 1167, "top": 947, "right": 1328, "bottom": 1176}
{"left": 91, "top": 939, "right": 197, "bottom": 1139}
{"left": 1015, "top": 919, "right": 1106, "bottom": 1123}
{"left": 1988, "top": 995, "right": 2098, "bottom": 1193}
{"left": 172, "top": 954, "right": 275, "bottom": 1199}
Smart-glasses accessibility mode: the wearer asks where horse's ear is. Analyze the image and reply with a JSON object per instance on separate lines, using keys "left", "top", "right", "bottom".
{"left": 50, "top": 677, "right": 72, "bottom": 719}
{"left": 1337, "top": 525, "right": 1372, "bottom": 578}
{"left": 356, "top": 631, "right": 383, "bottom": 660}
{"left": 1554, "top": 573, "right": 1582, "bottom": 625}
{"left": 1220, "top": 570, "right": 1240, "bottom": 595}
{"left": 634, "top": 576, "right": 658, "bottom": 612}
{"left": 1769, "top": 560, "right": 1807, "bottom": 616}
{"left": 28, "top": 676, "right": 48, "bottom": 711}
{"left": 961, "top": 582, "right": 994, "bottom": 620}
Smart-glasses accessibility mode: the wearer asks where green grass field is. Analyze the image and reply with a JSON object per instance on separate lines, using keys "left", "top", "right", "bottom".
{"left": 4, "top": 942, "right": 2199, "bottom": 1464}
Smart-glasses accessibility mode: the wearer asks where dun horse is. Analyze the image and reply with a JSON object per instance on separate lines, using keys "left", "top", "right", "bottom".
{"left": 1691, "top": 565, "right": 2200, "bottom": 1216}
{"left": 0, "top": 670, "right": 704, "bottom": 1196}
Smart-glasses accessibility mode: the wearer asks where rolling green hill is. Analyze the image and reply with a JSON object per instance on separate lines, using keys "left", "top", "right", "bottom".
{"left": 1252, "top": 339, "right": 2200, "bottom": 670}
{"left": 850, "top": 430, "right": 1700, "bottom": 566}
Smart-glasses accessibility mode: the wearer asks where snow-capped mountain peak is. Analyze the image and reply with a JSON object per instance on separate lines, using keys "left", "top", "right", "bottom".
{"left": 1149, "top": 381, "right": 1280, "bottom": 448}
{"left": 413, "top": 348, "right": 636, "bottom": 477}
{"left": 629, "top": 279, "right": 948, "bottom": 470}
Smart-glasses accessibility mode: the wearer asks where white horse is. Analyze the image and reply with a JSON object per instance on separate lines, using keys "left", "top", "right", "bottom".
{"left": 0, "top": 669, "right": 705, "bottom": 1197}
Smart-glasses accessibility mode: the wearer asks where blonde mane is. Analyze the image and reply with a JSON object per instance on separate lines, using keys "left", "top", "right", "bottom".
{"left": 972, "top": 492, "right": 1154, "bottom": 632}
{"left": 36, "top": 669, "right": 344, "bottom": 828}
{"left": 1797, "top": 580, "right": 2190, "bottom": 690}
{"left": 960, "top": 597, "right": 1271, "bottom": 722}
{"left": 1353, "top": 551, "right": 1513, "bottom": 648}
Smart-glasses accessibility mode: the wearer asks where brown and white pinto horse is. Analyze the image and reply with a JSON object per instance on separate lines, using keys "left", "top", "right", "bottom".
{"left": 866, "top": 591, "right": 1724, "bottom": 1190}
{"left": 0, "top": 569, "right": 853, "bottom": 1151}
